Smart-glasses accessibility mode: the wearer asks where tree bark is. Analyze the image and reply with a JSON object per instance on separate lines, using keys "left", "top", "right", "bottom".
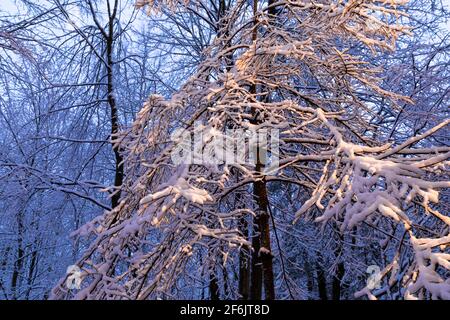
{"left": 253, "top": 174, "right": 275, "bottom": 300}
{"left": 11, "top": 210, "right": 24, "bottom": 300}
{"left": 248, "top": 0, "right": 275, "bottom": 300}
{"left": 209, "top": 268, "right": 220, "bottom": 300}
{"left": 332, "top": 232, "right": 346, "bottom": 300}
{"left": 316, "top": 261, "right": 328, "bottom": 300}
{"left": 238, "top": 214, "right": 250, "bottom": 300}
{"left": 105, "top": 2, "right": 124, "bottom": 210}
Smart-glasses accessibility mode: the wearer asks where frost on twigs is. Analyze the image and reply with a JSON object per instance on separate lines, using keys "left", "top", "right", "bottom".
{"left": 135, "top": 0, "right": 190, "bottom": 14}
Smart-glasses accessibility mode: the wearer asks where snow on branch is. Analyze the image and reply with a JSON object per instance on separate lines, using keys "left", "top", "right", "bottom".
{"left": 50, "top": 0, "right": 449, "bottom": 300}
{"left": 295, "top": 109, "right": 450, "bottom": 300}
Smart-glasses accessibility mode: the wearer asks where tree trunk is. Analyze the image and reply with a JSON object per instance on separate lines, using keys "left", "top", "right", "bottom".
{"left": 209, "top": 266, "right": 220, "bottom": 300}
{"left": 238, "top": 214, "right": 250, "bottom": 300}
{"left": 332, "top": 232, "right": 346, "bottom": 300}
{"left": 106, "top": 11, "right": 124, "bottom": 210}
{"left": 11, "top": 210, "right": 24, "bottom": 300}
{"left": 316, "top": 261, "right": 328, "bottom": 300}
{"left": 248, "top": 0, "right": 275, "bottom": 300}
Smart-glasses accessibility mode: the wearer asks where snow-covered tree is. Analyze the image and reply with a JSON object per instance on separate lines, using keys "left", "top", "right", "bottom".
{"left": 48, "top": 0, "right": 450, "bottom": 300}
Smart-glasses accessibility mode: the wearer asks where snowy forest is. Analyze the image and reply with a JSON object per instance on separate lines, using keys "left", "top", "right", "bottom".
{"left": 0, "top": 0, "right": 449, "bottom": 301}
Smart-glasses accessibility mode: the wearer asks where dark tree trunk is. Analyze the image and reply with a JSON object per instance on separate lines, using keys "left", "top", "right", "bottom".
{"left": 332, "top": 260, "right": 345, "bottom": 300}
{"left": 304, "top": 254, "right": 314, "bottom": 299}
{"left": 11, "top": 211, "right": 24, "bottom": 300}
{"left": 316, "top": 261, "right": 328, "bottom": 300}
{"left": 248, "top": 0, "right": 275, "bottom": 300}
{"left": 253, "top": 175, "right": 275, "bottom": 300}
{"left": 106, "top": 7, "right": 124, "bottom": 210}
{"left": 209, "top": 267, "right": 220, "bottom": 300}
{"left": 25, "top": 246, "right": 38, "bottom": 300}
{"left": 250, "top": 212, "right": 263, "bottom": 299}
{"left": 238, "top": 214, "right": 250, "bottom": 300}
{"left": 332, "top": 232, "right": 346, "bottom": 300}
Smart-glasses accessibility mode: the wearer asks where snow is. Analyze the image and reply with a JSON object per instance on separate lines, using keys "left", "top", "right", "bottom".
{"left": 140, "top": 177, "right": 213, "bottom": 225}
{"left": 41, "top": 0, "right": 449, "bottom": 301}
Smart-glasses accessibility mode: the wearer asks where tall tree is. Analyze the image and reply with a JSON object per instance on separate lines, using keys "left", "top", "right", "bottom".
{"left": 50, "top": 0, "right": 449, "bottom": 300}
